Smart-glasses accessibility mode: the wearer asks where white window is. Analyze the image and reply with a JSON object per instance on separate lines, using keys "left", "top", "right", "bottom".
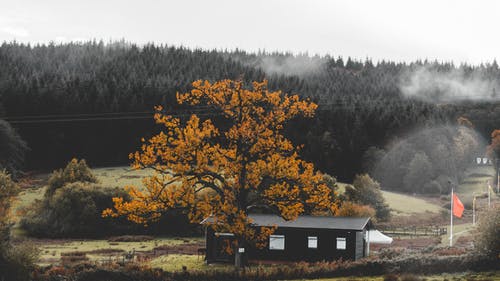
{"left": 336, "top": 237, "right": 346, "bottom": 250}
{"left": 214, "top": 232, "right": 234, "bottom": 237}
{"left": 308, "top": 236, "right": 318, "bottom": 249}
{"left": 269, "top": 235, "right": 285, "bottom": 250}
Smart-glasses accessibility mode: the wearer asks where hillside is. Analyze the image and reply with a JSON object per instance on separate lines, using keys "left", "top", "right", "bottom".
{"left": 381, "top": 190, "right": 442, "bottom": 216}
{"left": 2, "top": 42, "right": 500, "bottom": 184}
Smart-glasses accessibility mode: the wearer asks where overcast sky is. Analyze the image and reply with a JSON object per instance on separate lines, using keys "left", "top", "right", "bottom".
{"left": 1, "top": 0, "right": 499, "bottom": 64}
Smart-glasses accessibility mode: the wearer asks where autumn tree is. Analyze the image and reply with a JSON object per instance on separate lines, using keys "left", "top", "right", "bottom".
{"left": 104, "top": 80, "right": 337, "bottom": 249}
{"left": 487, "top": 129, "right": 500, "bottom": 161}
{"left": 404, "top": 152, "right": 433, "bottom": 193}
{"left": 344, "top": 174, "right": 390, "bottom": 221}
{"left": 457, "top": 116, "right": 474, "bottom": 129}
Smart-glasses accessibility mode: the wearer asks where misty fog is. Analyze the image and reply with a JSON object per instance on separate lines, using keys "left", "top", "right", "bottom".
{"left": 399, "top": 65, "right": 500, "bottom": 103}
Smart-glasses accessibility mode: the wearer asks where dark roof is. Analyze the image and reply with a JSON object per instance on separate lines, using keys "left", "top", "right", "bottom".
{"left": 201, "top": 214, "right": 371, "bottom": 231}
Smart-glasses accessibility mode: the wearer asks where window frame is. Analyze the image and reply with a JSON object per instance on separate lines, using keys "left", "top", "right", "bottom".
{"left": 336, "top": 237, "right": 347, "bottom": 250}
{"left": 307, "top": 236, "right": 318, "bottom": 249}
{"left": 269, "top": 234, "right": 285, "bottom": 250}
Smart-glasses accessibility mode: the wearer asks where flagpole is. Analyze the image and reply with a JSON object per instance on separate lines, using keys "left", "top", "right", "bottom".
{"left": 450, "top": 187, "right": 453, "bottom": 247}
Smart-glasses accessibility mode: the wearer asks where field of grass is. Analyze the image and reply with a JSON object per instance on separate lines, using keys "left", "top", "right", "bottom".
{"left": 92, "top": 166, "right": 153, "bottom": 189}
{"left": 11, "top": 186, "right": 46, "bottom": 223}
{"left": 381, "top": 190, "right": 442, "bottom": 216}
{"left": 33, "top": 236, "right": 203, "bottom": 266}
{"left": 150, "top": 254, "right": 228, "bottom": 272}
{"left": 457, "top": 165, "right": 497, "bottom": 206}
{"left": 439, "top": 222, "right": 474, "bottom": 247}
{"left": 336, "top": 181, "right": 443, "bottom": 217}
{"left": 150, "top": 254, "right": 203, "bottom": 272}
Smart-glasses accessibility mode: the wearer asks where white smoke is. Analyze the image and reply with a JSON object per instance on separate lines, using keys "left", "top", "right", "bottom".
{"left": 399, "top": 66, "right": 500, "bottom": 103}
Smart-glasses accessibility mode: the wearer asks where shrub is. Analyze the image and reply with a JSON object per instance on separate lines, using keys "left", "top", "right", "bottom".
{"left": 474, "top": 204, "right": 500, "bottom": 258}
{"left": 0, "top": 170, "right": 38, "bottom": 281}
{"left": 0, "top": 169, "right": 19, "bottom": 213}
{"left": 46, "top": 158, "right": 98, "bottom": 197}
{"left": 23, "top": 159, "right": 198, "bottom": 238}
{"left": 1, "top": 242, "right": 39, "bottom": 281}
{"left": 32, "top": 254, "right": 500, "bottom": 281}
{"left": 21, "top": 182, "right": 139, "bottom": 238}
{"left": 337, "top": 202, "right": 376, "bottom": 219}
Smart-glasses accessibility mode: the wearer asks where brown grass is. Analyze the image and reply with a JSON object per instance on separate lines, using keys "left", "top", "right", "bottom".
{"left": 107, "top": 235, "right": 155, "bottom": 242}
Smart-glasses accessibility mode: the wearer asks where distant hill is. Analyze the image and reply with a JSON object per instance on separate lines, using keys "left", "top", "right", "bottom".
{"left": 1, "top": 41, "right": 500, "bottom": 182}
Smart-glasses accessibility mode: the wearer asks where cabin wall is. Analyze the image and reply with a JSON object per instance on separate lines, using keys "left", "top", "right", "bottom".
{"left": 355, "top": 231, "right": 364, "bottom": 260}
{"left": 206, "top": 226, "right": 367, "bottom": 263}
{"left": 246, "top": 227, "right": 362, "bottom": 262}
{"left": 206, "top": 228, "right": 235, "bottom": 263}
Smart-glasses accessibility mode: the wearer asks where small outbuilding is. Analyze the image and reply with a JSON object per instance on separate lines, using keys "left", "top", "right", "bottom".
{"left": 203, "top": 214, "right": 372, "bottom": 263}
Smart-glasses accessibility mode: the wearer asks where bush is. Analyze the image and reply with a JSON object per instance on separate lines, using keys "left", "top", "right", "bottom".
{"left": 32, "top": 253, "right": 499, "bottom": 281}
{"left": 46, "top": 158, "right": 98, "bottom": 197}
{"left": 22, "top": 182, "right": 139, "bottom": 238}
{"left": 474, "top": 205, "right": 500, "bottom": 258}
{"left": 0, "top": 170, "right": 38, "bottom": 281}
{"left": 0, "top": 169, "right": 19, "bottom": 212}
{"left": 23, "top": 159, "right": 199, "bottom": 238}
{"left": 337, "top": 202, "right": 376, "bottom": 220}
{"left": 1, "top": 242, "right": 39, "bottom": 281}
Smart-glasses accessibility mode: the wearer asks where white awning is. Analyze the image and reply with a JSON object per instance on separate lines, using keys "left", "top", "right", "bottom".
{"left": 366, "top": 230, "right": 393, "bottom": 244}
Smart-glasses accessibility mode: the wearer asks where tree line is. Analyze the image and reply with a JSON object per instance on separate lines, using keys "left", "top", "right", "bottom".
{"left": 1, "top": 41, "right": 500, "bottom": 187}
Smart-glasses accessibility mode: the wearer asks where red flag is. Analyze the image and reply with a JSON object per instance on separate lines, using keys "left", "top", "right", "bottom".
{"left": 453, "top": 194, "right": 464, "bottom": 218}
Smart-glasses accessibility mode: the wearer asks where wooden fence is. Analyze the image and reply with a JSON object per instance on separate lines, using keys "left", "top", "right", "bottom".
{"left": 378, "top": 226, "right": 447, "bottom": 238}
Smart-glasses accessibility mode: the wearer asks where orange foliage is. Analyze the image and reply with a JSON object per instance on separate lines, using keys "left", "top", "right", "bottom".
{"left": 457, "top": 116, "right": 474, "bottom": 128}
{"left": 487, "top": 129, "right": 500, "bottom": 159}
{"left": 103, "top": 80, "right": 338, "bottom": 248}
{"left": 336, "top": 202, "right": 376, "bottom": 219}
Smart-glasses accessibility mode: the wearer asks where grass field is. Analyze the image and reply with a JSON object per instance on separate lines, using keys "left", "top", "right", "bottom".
{"left": 336, "top": 181, "right": 443, "bottom": 217}
{"left": 33, "top": 236, "right": 203, "bottom": 266}
{"left": 457, "top": 165, "right": 497, "bottom": 206}
{"left": 92, "top": 166, "right": 152, "bottom": 189}
{"left": 149, "top": 254, "right": 229, "bottom": 272}
{"left": 11, "top": 186, "right": 46, "bottom": 223}
{"left": 381, "top": 190, "right": 442, "bottom": 216}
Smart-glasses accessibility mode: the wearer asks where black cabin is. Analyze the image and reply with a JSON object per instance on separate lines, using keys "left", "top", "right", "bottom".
{"left": 203, "top": 214, "right": 371, "bottom": 263}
